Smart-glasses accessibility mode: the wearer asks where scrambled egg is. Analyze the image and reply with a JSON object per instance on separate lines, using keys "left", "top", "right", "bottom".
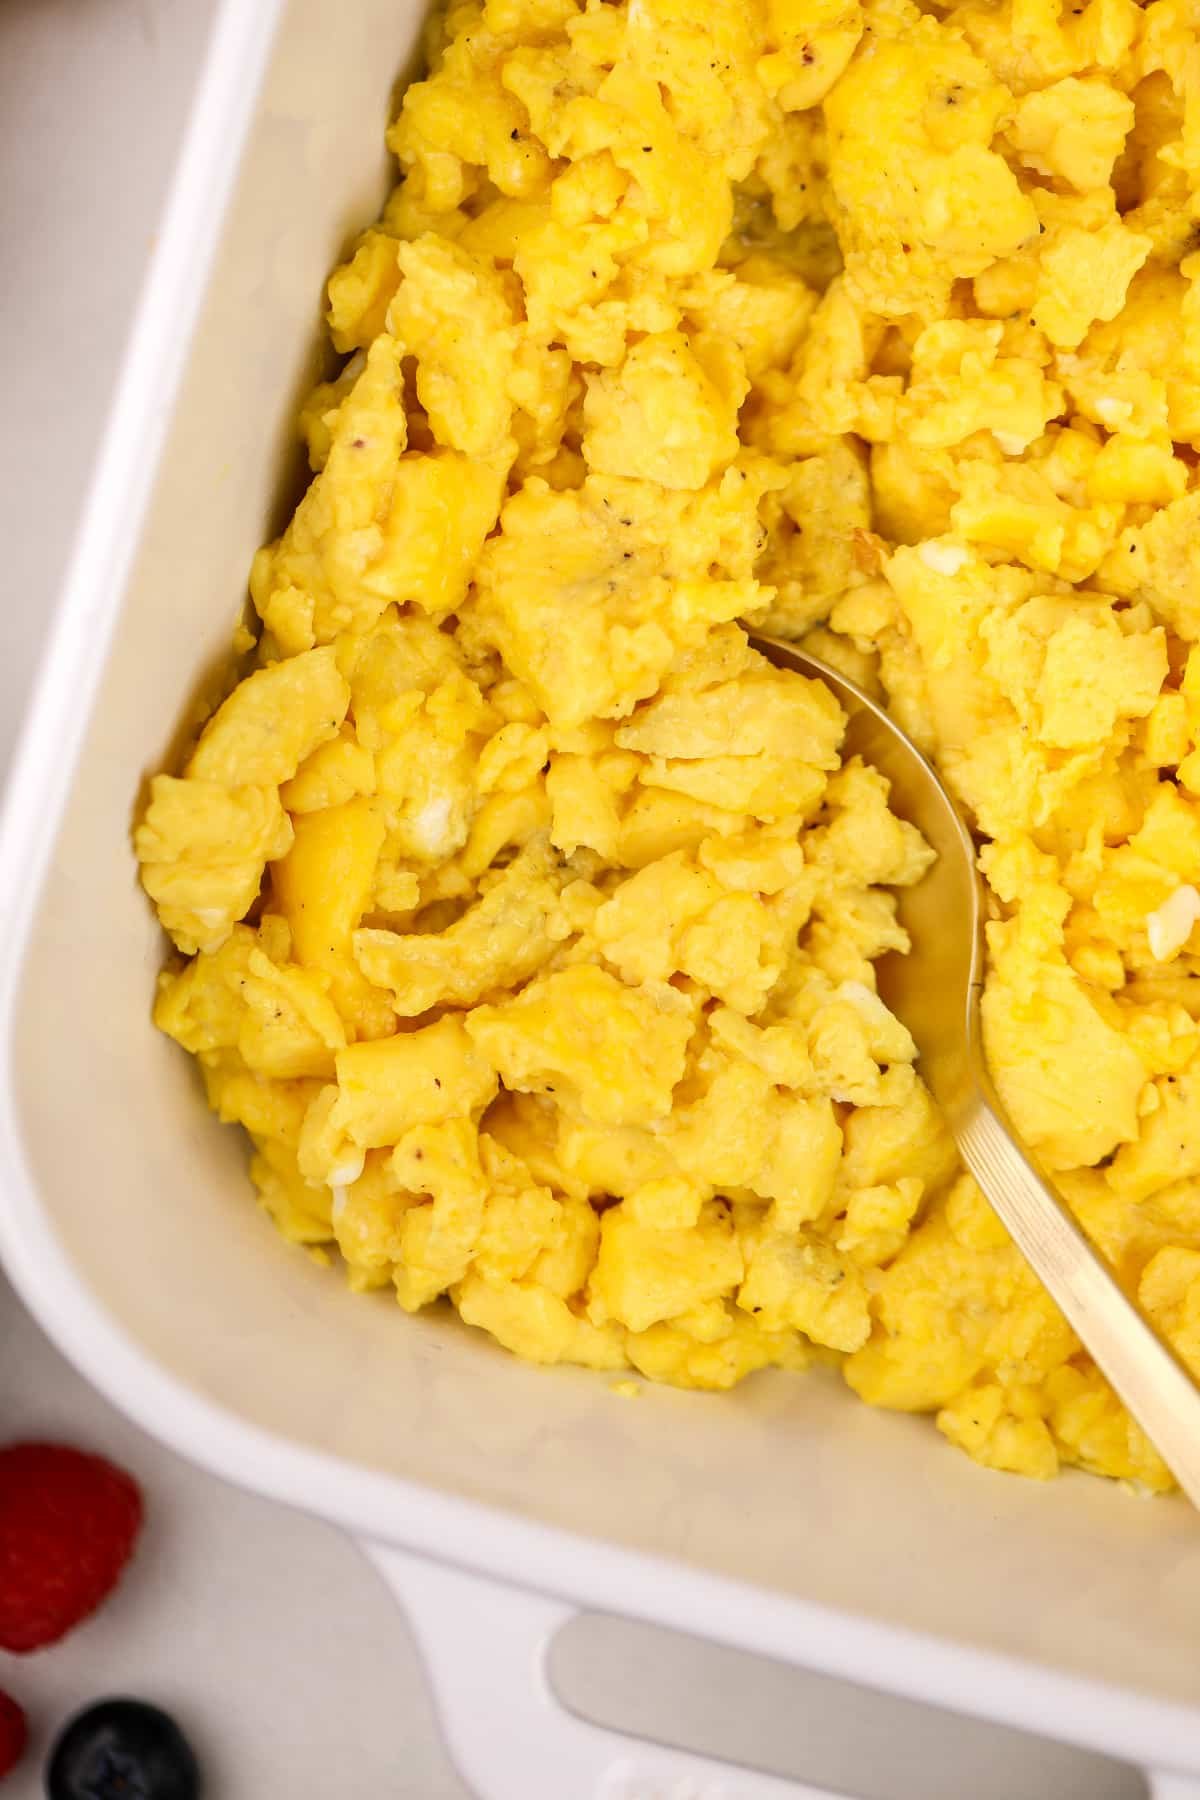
{"left": 137, "top": 0, "right": 1200, "bottom": 1493}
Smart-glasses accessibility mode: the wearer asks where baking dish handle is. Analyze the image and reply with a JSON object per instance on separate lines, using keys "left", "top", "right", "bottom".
{"left": 364, "top": 1542, "right": 846, "bottom": 1799}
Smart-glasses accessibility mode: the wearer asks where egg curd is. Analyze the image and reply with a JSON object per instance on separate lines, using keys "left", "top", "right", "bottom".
{"left": 137, "top": 0, "right": 1200, "bottom": 1491}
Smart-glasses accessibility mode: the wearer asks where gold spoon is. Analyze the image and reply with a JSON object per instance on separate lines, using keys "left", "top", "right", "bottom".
{"left": 752, "top": 633, "right": 1200, "bottom": 1506}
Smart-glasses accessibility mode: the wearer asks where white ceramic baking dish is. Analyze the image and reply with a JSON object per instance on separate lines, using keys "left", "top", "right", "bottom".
{"left": 4, "top": 2, "right": 1200, "bottom": 1794}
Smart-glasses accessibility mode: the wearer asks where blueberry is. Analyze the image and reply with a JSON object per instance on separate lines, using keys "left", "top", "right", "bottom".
{"left": 45, "top": 1699, "right": 201, "bottom": 1800}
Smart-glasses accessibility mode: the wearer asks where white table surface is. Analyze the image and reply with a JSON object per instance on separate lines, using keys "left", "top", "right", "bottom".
{"left": 0, "top": 5, "right": 1162, "bottom": 1798}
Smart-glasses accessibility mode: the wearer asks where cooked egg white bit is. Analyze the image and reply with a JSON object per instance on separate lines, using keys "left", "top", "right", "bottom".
{"left": 917, "top": 540, "right": 968, "bottom": 576}
{"left": 991, "top": 431, "right": 1030, "bottom": 456}
{"left": 1094, "top": 396, "right": 1131, "bottom": 428}
{"left": 331, "top": 1185, "right": 350, "bottom": 1226}
{"left": 328, "top": 1156, "right": 365, "bottom": 1190}
{"left": 1146, "top": 884, "right": 1200, "bottom": 962}
{"left": 408, "top": 795, "right": 455, "bottom": 858}
{"left": 835, "top": 978, "right": 890, "bottom": 1021}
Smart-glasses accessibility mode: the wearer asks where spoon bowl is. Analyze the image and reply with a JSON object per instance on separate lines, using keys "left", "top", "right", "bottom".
{"left": 752, "top": 631, "right": 1200, "bottom": 1506}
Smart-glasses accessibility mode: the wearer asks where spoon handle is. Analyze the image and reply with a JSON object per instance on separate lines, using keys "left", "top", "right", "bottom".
{"left": 958, "top": 1090, "right": 1200, "bottom": 1505}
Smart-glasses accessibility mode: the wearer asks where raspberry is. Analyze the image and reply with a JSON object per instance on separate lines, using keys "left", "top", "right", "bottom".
{"left": 0, "top": 1691, "right": 27, "bottom": 1782}
{"left": 0, "top": 1443, "right": 143, "bottom": 1654}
